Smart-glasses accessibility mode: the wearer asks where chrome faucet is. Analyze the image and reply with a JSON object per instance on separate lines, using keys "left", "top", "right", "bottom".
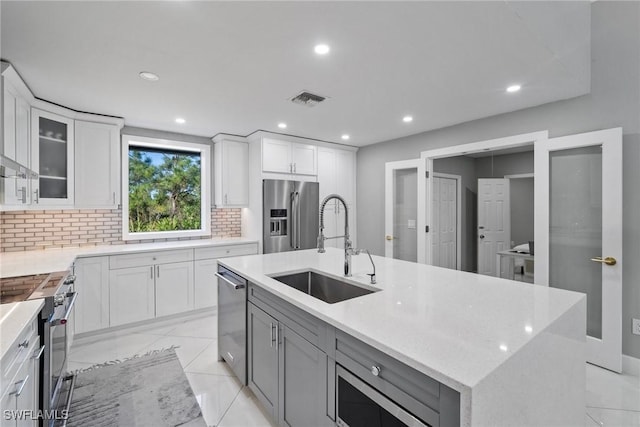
{"left": 318, "top": 194, "right": 376, "bottom": 283}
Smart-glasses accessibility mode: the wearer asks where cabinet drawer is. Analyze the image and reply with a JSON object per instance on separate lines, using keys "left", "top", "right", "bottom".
{"left": 109, "top": 249, "right": 193, "bottom": 269}
{"left": 1, "top": 320, "right": 39, "bottom": 396}
{"left": 194, "top": 243, "right": 258, "bottom": 260}
{"left": 249, "top": 283, "right": 328, "bottom": 351}
{"left": 335, "top": 330, "right": 459, "bottom": 427}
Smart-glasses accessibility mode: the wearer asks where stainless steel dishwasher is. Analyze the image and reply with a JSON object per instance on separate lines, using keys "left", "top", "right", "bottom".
{"left": 216, "top": 265, "right": 248, "bottom": 384}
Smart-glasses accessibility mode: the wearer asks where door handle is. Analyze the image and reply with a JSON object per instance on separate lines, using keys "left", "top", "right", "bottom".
{"left": 479, "top": 235, "right": 485, "bottom": 239}
{"left": 590, "top": 256, "right": 617, "bottom": 266}
{"left": 385, "top": 235, "right": 394, "bottom": 241}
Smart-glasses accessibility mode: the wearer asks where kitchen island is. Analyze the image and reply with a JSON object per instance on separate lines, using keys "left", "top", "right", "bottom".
{"left": 219, "top": 248, "right": 586, "bottom": 427}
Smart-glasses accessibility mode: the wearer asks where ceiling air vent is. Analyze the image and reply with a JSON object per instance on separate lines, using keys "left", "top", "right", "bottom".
{"left": 290, "top": 91, "right": 326, "bottom": 107}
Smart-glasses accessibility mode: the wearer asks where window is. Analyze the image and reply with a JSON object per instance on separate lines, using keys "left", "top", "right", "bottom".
{"left": 122, "top": 135, "right": 210, "bottom": 240}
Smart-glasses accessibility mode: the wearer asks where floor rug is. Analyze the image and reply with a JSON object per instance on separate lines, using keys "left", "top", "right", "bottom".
{"left": 66, "top": 348, "right": 206, "bottom": 427}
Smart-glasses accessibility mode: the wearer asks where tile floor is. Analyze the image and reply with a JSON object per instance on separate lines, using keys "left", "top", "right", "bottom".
{"left": 69, "top": 310, "right": 640, "bottom": 427}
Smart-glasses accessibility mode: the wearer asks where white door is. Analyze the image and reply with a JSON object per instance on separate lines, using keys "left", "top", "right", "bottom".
{"left": 194, "top": 259, "right": 218, "bottom": 309}
{"left": 385, "top": 159, "right": 420, "bottom": 261}
{"left": 223, "top": 140, "right": 249, "bottom": 206}
{"left": 432, "top": 175, "right": 458, "bottom": 269}
{"left": 74, "top": 256, "right": 110, "bottom": 334}
{"left": 477, "top": 179, "right": 511, "bottom": 277}
{"left": 109, "top": 266, "right": 155, "bottom": 326}
{"left": 535, "top": 127, "right": 622, "bottom": 372}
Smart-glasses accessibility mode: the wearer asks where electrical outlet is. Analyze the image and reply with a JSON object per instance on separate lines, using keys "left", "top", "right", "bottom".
{"left": 633, "top": 318, "right": 640, "bottom": 336}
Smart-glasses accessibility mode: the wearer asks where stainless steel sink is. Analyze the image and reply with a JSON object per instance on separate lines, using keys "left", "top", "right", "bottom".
{"left": 271, "top": 270, "right": 376, "bottom": 304}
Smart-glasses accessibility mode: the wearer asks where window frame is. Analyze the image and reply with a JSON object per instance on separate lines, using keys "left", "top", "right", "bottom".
{"left": 121, "top": 134, "right": 211, "bottom": 241}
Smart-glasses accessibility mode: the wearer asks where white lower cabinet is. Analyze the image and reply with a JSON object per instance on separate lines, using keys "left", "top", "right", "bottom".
{"left": 73, "top": 257, "right": 110, "bottom": 334}
{"left": 0, "top": 321, "right": 40, "bottom": 427}
{"left": 109, "top": 266, "right": 156, "bottom": 326}
{"left": 155, "top": 261, "right": 194, "bottom": 317}
{"left": 194, "top": 259, "right": 218, "bottom": 309}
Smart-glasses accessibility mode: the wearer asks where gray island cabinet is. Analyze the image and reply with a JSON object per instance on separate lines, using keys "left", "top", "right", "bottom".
{"left": 219, "top": 248, "right": 586, "bottom": 427}
{"left": 247, "top": 282, "right": 460, "bottom": 427}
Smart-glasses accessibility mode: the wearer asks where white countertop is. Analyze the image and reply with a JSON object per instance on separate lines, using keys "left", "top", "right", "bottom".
{"left": 218, "top": 248, "right": 585, "bottom": 394}
{"left": 0, "top": 238, "right": 258, "bottom": 278}
{"left": 0, "top": 299, "right": 44, "bottom": 359}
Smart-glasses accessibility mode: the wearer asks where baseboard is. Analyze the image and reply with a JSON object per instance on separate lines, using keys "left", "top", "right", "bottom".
{"left": 622, "top": 354, "right": 640, "bottom": 376}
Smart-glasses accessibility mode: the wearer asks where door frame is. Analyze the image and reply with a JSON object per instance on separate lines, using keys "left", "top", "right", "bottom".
{"left": 419, "top": 131, "right": 548, "bottom": 266}
{"left": 432, "top": 172, "right": 462, "bottom": 270}
{"left": 384, "top": 158, "right": 424, "bottom": 259}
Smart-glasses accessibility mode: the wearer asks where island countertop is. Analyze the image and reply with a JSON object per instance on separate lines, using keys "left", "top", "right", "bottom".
{"left": 219, "top": 248, "right": 586, "bottom": 426}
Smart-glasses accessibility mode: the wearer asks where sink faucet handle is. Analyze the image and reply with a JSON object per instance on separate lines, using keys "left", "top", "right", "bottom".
{"left": 367, "top": 273, "right": 377, "bottom": 285}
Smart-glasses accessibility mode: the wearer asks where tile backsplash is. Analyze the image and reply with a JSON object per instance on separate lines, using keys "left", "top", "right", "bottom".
{"left": 0, "top": 208, "right": 242, "bottom": 252}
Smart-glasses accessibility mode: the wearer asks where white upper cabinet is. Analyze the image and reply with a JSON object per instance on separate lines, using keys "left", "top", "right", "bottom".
{"left": 75, "top": 120, "right": 121, "bottom": 208}
{"left": 31, "top": 108, "right": 75, "bottom": 206}
{"left": 2, "top": 64, "right": 34, "bottom": 206}
{"left": 262, "top": 138, "right": 317, "bottom": 176}
{"left": 213, "top": 136, "right": 249, "bottom": 207}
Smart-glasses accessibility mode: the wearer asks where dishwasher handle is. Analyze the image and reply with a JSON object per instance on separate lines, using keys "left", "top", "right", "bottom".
{"left": 215, "top": 272, "right": 246, "bottom": 290}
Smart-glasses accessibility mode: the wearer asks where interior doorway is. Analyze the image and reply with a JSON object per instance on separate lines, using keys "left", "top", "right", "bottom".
{"left": 431, "top": 173, "right": 461, "bottom": 269}
{"left": 384, "top": 159, "right": 422, "bottom": 261}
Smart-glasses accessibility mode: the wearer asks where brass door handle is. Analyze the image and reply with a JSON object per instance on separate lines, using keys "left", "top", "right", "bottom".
{"left": 591, "top": 256, "right": 617, "bottom": 266}
{"left": 385, "top": 235, "right": 394, "bottom": 241}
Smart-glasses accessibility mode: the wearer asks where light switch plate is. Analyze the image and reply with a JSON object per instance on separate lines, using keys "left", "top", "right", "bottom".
{"left": 407, "top": 219, "right": 416, "bottom": 229}
{"left": 633, "top": 318, "right": 640, "bottom": 336}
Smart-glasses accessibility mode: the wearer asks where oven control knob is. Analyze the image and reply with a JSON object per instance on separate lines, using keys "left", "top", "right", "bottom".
{"left": 53, "top": 294, "right": 65, "bottom": 307}
{"left": 63, "top": 275, "right": 76, "bottom": 285}
{"left": 371, "top": 365, "right": 381, "bottom": 377}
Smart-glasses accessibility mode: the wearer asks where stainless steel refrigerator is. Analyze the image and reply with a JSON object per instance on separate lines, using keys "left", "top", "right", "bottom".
{"left": 263, "top": 179, "right": 319, "bottom": 253}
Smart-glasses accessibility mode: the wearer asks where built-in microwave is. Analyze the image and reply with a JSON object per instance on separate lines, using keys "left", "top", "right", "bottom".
{"left": 336, "top": 365, "right": 429, "bottom": 427}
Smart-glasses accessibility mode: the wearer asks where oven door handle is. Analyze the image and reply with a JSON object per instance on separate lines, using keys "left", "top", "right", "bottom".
{"left": 50, "top": 291, "right": 78, "bottom": 326}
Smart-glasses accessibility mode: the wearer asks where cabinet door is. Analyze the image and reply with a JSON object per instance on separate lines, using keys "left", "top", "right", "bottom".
{"left": 248, "top": 304, "right": 278, "bottom": 420}
{"left": 317, "top": 147, "right": 336, "bottom": 201}
{"left": 335, "top": 149, "right": 355, "bottom": 205}
{"left": 15, "top": 343, "right": 38, "bottom": 427}
{"left": 2, "top": 84, "right": 30, "bottom": 205}
{"left": 291, "top": 143, "right": 317, "bottom": 175}
{"left": 222, "top": 140, "right": 249, "bottom": 206}
{"left": 0, "top": 386, "right": 16, "bottom": 427}
{"left": 262, "top": 139, "right": 292, "bottom": 173}
{"left": 74, "top": 121, "right": 120, "bottom": 208}
{"left": 194, "top": 259, "right": 217, "bottom": 309}
{"left": 31, "top": 109, "right": 74, "bottom": 205}
{"left": 74, "top": 257, "right": 110, "bottom": 334}
{"left": 155, "top": 261, "right": 194, "bottom": 317}
{"left": 109, "top": 266, "right": 155, "bottom": 326}
{"left": 279, "top": 325, "right": 331, "bottom": 427}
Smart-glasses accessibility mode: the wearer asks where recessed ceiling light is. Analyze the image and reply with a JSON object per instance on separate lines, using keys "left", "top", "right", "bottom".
{"left": 175, "top": 118, "right": 186, "bottom": 124}
{"left": 402, "top": 115, "right": 413, "bottom": 123}
{"left": 314, "top": 44, "right": 330, "bottom": 55}
{"left": 341, "top": 134, "right": 350, "bottom": 140}
{"left": 499, "top": 344, "right": 509, "bottom": 352}
{"left": 278, "top": 122, "right": 287, "bottom": 129}
{"left": 139, "top": 71, "right": 159, "bottom": 81}
{"left": 506, "top": 84, "right": 521, "bottom": 93}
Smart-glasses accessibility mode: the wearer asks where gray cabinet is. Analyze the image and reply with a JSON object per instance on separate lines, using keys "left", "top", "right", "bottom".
{"left": 247, "top": 302, "right": 332, "bottom": 427}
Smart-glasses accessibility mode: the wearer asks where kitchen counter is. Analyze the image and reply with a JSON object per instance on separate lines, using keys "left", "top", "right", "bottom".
{"left": 219, "top": 248, "right": 586, "bottom": 427}
{"left": 0, "top": 299, "right": 44, "bottom": 359}
{"left": 0, "top": 237, "right": 257, "bottom": 278}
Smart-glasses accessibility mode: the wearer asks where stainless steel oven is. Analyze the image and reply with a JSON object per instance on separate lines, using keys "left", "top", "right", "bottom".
{"left": 336, "top": 365, "right": 429, "bottom": 427}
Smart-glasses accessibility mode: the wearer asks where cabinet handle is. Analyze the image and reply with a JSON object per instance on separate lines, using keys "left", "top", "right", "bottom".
{"left": 270, "top": 322, "right": 276, "bottom": 347}
{"left": 371, "top": 365, "right": 381, "bottom": 376}
{"left": 224, "top": 194, "right": 228, "bottom": 204}
{"left": 156, "top": 265, "right": 160, "bottom": 278}
{"left": 32, "top": 345, "right": 45, "bottom": 360}
{"left": 9, "top": 376, "right": 29, "bottom": 397}
{"left": 150, "top": 266, "right": 154, "bottom": 279}
{"left": 18, "top": 339, "right": 29, "bottom": 349}
{"left": 34, "top": 188, "right": 39, "bottom": 203}
{"left": 293, "top": 163, "right": 296, "bottom": 173}
{"left": 113, "top": 192, "right": 116, "bottom": 205}
{"left": 19, "top": 186, "right": 27, "bottom": 204}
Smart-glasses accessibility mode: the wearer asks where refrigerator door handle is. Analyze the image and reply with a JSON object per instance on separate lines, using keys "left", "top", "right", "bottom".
{"left": 296, "top": 191, "right": 302, "bottom": 249}
{"left": 290, "top": 191, "right": 296, "bottom": 249}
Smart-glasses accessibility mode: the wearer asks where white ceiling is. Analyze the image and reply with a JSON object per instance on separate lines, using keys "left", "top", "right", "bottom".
{"left": 1, "top": 1, "right": 591, "bottom": 147}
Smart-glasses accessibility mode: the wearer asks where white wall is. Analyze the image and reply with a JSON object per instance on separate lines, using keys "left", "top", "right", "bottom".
{"left": 356, "top": 1, "right": 640, "bottom": 358}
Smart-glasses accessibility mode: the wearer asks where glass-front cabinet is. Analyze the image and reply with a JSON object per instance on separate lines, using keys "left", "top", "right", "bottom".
{"left": 31, "top": 108, "right": 74, "bottom": 205}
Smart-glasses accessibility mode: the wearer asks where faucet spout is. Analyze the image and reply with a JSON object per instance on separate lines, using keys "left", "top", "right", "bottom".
{"left": 318, "top": 194, "right": 353, "bottom": 276}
